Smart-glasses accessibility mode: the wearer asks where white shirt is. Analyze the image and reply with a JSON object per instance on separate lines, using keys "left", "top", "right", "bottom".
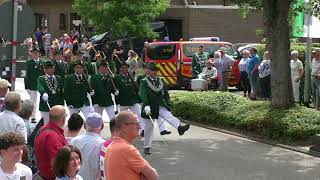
{"left": 238, "top": 57, "right": 250, "bottom": 72}
{"left": 311, "top": 58, "right": 320, "bottom": 76}
{"left": 0, "top": 163, "right": 32, "bottom": 180}
{"left": 290, "top": 59, "right": 303, "bottom": 77}
{"left": 200, "top": 66, "right": 218, "bottom": 79}
{"left": 70, "top": 132, "right": 104, "bottom": 180}
{"left": 0, "top": 110, "right": 27, "bottom": 143}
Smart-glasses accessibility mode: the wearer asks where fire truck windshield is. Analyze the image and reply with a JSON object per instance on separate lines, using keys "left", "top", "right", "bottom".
{"left": 183, "top": 44, "right": 234, "bottom": 57}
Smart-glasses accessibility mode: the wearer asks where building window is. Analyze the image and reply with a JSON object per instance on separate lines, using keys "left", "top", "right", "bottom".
{"left": 59, "top": 13, "right": 67, "bottom": 31}
{"left": 34, "top": 13, "right": 47, "bottom": 29}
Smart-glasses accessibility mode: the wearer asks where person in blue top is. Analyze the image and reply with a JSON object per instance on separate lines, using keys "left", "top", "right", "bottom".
{"left": 246, "top": 47, "right": 260, "bottom": 100}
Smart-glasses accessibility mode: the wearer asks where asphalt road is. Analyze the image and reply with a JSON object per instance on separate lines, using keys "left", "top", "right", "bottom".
{"left": 14, "top": 78, "right": 320, "bottom": 180}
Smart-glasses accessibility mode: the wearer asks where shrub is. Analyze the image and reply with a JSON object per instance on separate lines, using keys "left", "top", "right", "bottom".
{"left": 170, "top": 91, "right": 320, "bottom": 141}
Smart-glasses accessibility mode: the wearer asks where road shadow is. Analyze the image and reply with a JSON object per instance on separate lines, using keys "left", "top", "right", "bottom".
{"left": 133, "top": 137, "right": 320, "bottom": 180}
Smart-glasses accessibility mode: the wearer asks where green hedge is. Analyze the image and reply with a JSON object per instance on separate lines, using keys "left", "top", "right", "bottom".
{"left": 256, "top": 43, "right": 320, "bottom": 64}
{"left": 171, "top": 91, "right": 320, "bottom": 141}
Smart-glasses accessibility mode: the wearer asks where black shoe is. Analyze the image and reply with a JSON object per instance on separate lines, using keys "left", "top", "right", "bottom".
{"left": 160, "top": 130, "right": 172, "bottom": 135}
{"left": 31, "top": 118, "right": 37, "bottom": 123}
{"left": 140, "top": 130, "right": 144, "bottom": 137}
{"left": 178, "top": 124, "right": 190, "bottom": 136}
{"left": 144, "top": 148, "right": 151, "bottom": 155}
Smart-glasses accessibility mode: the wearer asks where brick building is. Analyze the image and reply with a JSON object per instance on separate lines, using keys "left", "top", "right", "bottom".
{"left": 26, "top": 0, "right": 264, "bottom": 43}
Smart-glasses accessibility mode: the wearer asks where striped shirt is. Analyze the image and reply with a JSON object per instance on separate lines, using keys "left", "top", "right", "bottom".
{"left": 100, "top": 139, "right": 113, "bottom": 180}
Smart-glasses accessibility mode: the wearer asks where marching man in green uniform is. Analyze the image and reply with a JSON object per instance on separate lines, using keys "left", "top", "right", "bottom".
{"left": 24, "top": 44, "right": 45, "bottom": 122}
{"left": 37, "top": 61, "right": 64, "bottom": 124}
{"left": 91, "top": 60, "right": 119, "bottom": 120}
{"left": 192, "top": 45, "right": 210, "bottom": 77}
{"left": 51, "top": 49, "right": 68, "bottom": 80}
{"left": 69, "top": 50, "right": 94, "bottom": 76}
{"left": 140, "top": 62, "right": 190, "bottom": 155}
{"left": 136, "top": 63, "right": 171, "bottom": 137}
{"left": 114, "top": 63, "right": 143, "bottom": 128}
{"left": 64, "top": 61, "right": 95, "bottom": 118}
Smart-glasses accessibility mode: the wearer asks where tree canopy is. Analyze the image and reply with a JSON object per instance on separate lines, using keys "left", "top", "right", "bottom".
{"left": 74, "top": 0, "right": 170, "bottom": 42}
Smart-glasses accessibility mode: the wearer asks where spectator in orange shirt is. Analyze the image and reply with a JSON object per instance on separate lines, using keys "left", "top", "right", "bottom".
{"left": 104, "top": 111, "right": 158, "bottom": 180}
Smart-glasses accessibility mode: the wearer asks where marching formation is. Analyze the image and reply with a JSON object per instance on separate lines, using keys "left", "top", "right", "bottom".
{"left": 24, "top": 43, "right": 191, "bottom": 155}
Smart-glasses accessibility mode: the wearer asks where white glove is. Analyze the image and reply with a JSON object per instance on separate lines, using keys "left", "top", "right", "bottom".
{"left": 90, "top": 91, "right": 95, "bottom": 96}
{"left": 89, "top": 106, "right": 95, "bottom": 113}
{"left": 114, "top": 90, "right": 119, "bottom": 96}
{"left": 144, "top": 106, "right": 151, "bottom": 115}
{"left": 26, "top": 89, "right": 30, "bottom": 94}
{"left": 42, "top": 93, "right": 49, "bottom": 102}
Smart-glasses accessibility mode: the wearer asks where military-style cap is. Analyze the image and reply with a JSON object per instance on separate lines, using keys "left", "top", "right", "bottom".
{"left": 146, "top": 62, "right": 158, "bottom": 70}
{"left": 121, "top": 62, "right": 129, "bottom": 67}
{"left": 52, "top": 49, "right": 62, "bottom": 56}
{"left": 72, "top": 60, "right": 84, "bottom": 67}
{"left": 31, "top": 42, "right": 40, "bottom": 52}
{"left": 99, "top": 60, "right": 109, "bottom": 67}
{"left": 75, "top": 50, "right": 84, "bottom": 55}
{"left": 44, "top": 61, "right": 55, "bottom": 68}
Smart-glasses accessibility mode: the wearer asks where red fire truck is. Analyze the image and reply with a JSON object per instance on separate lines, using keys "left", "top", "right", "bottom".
{"left": 144, "top": 41, "right": 241, "bottom": 89}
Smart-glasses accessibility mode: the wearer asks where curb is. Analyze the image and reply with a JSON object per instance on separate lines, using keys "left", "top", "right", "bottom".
{"left": 181, "top": 119, "right": 320, "bottom": 158}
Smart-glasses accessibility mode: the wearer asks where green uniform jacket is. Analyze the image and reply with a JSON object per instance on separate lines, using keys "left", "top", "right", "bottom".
{"left": 68, "top": 60, "right": 94, "bottom": 75}
{"left": 64, "top": 74, "right": 90, "bottom": 108}
{"left": 52, "top": 60, "right": 67, "bottom": 80}
{"left": 37, "top": 75, "right": 64, "bottom": 112}
{"left": 192, "top": 52, "right": 209, "bottom": 77}
{"left": 114, "top": 74, "right": 140, "bottom": 106}
{"left": 24, "top": 59, "right": 45, "bottom": 90}
{"left": 108, "top": 59, "right": 117, "bottom": 75}
{"left": 140, "top": 76, "right": 171, "bottom": 119}
{"left": 136, "top": 75, "right": 146, "bottom": 86}
{"left": 91, "top": 74, "right": 114, "bottom": 107}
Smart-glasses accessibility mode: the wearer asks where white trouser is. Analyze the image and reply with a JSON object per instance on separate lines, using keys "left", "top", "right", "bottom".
{"left": 119, "top": 104, "right": 145, "bottom": 130}
{"left": 40, "top": 111, "right": 49, "bottom": 125}
{"left": 144, "top": 106, "right": 181, "bottom": 148}
{"left": 68, "top": 105, "right": 94, "bottom": 119}
{"left": 94, "top": 105, "right": 116, "bottom": 121}
{"left": 291, "top": 76, "right": 300, "bottom": 102}
{"left": 28, "top": 90, "right": 39, "bottom": 119}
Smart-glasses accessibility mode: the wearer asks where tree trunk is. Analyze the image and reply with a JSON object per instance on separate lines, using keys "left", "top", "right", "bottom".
{"left": 263, "top": 0, "right": 294, "bottom": 108}
{"left": 128, "top": 33, "right": 134, "bottom": 50}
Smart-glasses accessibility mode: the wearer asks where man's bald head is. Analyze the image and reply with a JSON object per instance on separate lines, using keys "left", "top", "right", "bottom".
{"left": 115, "top": 111, "right": 136, "bottom": 129}
{"left": 49, "top": 105, "right": 66, "bottom": 123}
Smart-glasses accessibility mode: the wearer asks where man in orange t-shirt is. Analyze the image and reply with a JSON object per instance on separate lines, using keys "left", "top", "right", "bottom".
{"left": 104, "top": 111, "right": 158, "bottom": 180}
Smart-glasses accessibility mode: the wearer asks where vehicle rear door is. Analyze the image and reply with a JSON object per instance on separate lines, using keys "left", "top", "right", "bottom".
{"left": 146, "top": 43, "right": 178, "bottom": 86}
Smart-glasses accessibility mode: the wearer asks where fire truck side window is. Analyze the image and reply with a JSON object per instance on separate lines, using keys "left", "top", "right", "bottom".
{"left": 148, "top": 44, "right": 176, "bottom": 60}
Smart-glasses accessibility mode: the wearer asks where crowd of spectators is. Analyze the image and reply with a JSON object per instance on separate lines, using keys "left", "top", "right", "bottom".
{"left": 0, "top": 80, "right": 158, "bottom": 179}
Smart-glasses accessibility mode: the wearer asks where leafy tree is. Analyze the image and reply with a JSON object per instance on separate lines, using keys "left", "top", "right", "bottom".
{"left": 73, "top": 0, "right": 170, "bottom": 49}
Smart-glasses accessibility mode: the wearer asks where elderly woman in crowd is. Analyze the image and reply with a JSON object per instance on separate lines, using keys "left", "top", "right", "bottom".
{"left": 0, "top": 78, "right": 10, "bottom": 112}
{"left": 290, "top": 50, "right": 304, "bottom": 103}
{"left": 238, "top": 50, "right": 251, "bottom": 97}
{"left": 258, "top": 51, "right": 271, "bottom": 99}
{"left": 0, "top": 132, "right": 32, "bottom": 180}
{"left": 54, "top": 145, "right": 83, "bottom": 180}
{"left": 311, "top": 48, "right": 320, "bottom": 110}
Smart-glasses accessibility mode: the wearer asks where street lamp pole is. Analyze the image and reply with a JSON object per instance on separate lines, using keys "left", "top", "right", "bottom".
{"left": 11, "top": 0, "right": 18, "bottom": 91}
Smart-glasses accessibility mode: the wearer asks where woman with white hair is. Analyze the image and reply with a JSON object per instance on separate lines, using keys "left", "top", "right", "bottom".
{"left": 290, "top": 50, "right": 304, "bottom": 103}
{"left": 238, "top": 50, "right": 251, "bottom": 97}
